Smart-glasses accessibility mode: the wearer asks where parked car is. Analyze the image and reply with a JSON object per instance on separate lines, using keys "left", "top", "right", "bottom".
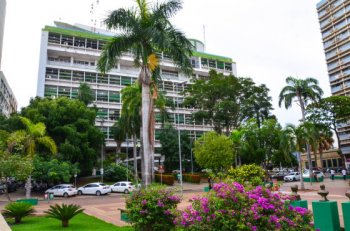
{"left": 173, "top": 170, "right": 181, "bottom": 173}
{"left": 201, "top": 169, "right": 212, "bottom": 173}
{"left": 0, "top": 182, "right": 17, "bottom": 193}
{"left": 110, "top": 181, "right": 135, "bottom": 194}
{"left": 45, "top": 184, "right": 77, "bottom": 198}
{"left": 77, "top": 183, "right": 110, "bottom": 196}
{"left": 302, "top": 171, "right": 324, "bottom": 179}
{"left": 284, "top": 172, "right": 301, "bottom": 182}
{"left": 270, "top": 172, "right": 288, "bottom": 181}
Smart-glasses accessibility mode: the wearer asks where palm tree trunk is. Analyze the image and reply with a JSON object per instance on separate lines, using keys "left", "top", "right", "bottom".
{"left": 238, "top": 154, "right": 241, "bottom": 166}
{"left": 298, "top": 95, "right": 313, "bottom": 185}
{"left": 26, "top": 176, "right": 31, "bottom": 199}
{"left": 133, "top": 129, "right": 137, "bottom": 181}
{"left": 298, "top": 152, "right": 305, "bottom": 190}
{"left": 141, "top": 83, "right": 152, "bottom": 186}
{"left": 116, "top": 143, "right": 121, "bottom": 164}
{"left": 319, "top": 143, "right": 324, "bottom": 169}
{"left": 313, "top": 149, "right": 318, "bottom": 168}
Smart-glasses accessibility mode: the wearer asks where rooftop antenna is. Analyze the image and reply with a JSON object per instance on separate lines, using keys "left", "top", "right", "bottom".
{"left": 203, "top": 25, "right": 207, "bottom": 53}
{"left": 90, "top": 0, "right": 100, "bottom": 33}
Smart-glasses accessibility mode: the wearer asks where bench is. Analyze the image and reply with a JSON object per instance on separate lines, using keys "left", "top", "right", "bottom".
{"left": 118, "top": 208, "right": 130, "bottom": 222}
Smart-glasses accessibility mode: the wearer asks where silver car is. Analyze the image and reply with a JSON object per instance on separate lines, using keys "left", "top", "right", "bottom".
{"left": 45, "top": 184, "right": 77, "bottom": 198}
{"left": 284, "top": 172, "right": 300, "bottom": 182}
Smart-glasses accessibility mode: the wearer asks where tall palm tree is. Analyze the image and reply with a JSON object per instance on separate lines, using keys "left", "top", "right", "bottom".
{"left": 318, "top": 130, "right": 334, "bottom": 168}
{"left": 229, "top": 130, "right": 246, "bottom": 167}
{"left": 282, "top": 124, "right": 311, "bottom": 190}
{"left": 77, "top": 82, "right": 95, "bottom": 106}
{"left": 98, "top": 0, "right": 193, "bottom": 186}
{"left": 121, "top": 82, "right": 174, "bottom": 182}
{"left": 111, "top": 115, "right": 128, "bottom": 162}
{"left": 18, "top": 116, "right": 57, "bottom": 199}
{"left": 278, "top": 77, "right": 323, "bottom": 181}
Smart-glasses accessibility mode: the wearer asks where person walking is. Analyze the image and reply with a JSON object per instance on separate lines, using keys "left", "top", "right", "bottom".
{"left": 331, "top": 169, "right": 335, "bottom": 180}
{"left": 313, "top": 172, "right": 319, "bottom": 182}
{"left": 177, "top": 173, "right": 181, "bottom": 184}
{"left": 342, "top": 169, "right": 347, "bottom": 181}
{"left": 208, "top": 177, "right": 212, "bottom": 192}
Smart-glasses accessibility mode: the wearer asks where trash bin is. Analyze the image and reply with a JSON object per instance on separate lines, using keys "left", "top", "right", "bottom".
{"left": 49, "top": 193, "right": 54, "bottom": 200}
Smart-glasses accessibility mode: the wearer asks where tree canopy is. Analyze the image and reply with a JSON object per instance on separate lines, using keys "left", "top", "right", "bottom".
{"left": 19, "top": 97, "right": 104, "bottom": 175}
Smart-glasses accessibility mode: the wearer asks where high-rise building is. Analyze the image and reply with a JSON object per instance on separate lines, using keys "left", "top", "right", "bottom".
{"left": 36, "top": 21, "right": 237, "bottom": 168}
{"left": 0, "top": 0, "right": 17, "bottom": 118}
{"left": 317, "top": 0, "right": 350, "bottom": 168}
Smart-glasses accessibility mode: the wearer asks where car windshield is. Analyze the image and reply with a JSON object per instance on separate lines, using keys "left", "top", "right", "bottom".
{"left": 288, "top": 173, "right": 295, "bottom": 176}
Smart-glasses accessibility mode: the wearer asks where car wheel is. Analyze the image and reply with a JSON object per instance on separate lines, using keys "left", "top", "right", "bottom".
{"left": 64, "top": 193, "right": 68, "bottom": 198}
{"left": 293, "top": 177, "right": 296, "bottom": 181}
{"left": 78, "top": 190, "right": 83, "bottom": 196}
{"left": 96, "top": 191, "right": 101, "bottom": 196}
{"left": 111, "top": 188, "right": 114, "bottom": 193}
{"left": 124, "top": 189, "right": 129, "bottom": 194}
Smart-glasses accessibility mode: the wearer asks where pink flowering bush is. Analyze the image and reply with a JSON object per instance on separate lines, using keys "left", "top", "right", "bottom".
{"left": 174, "top": 182, "right": 314, "bottom": 230}
{"left": 125, "top": 185, "right": 182, "bottom": 231}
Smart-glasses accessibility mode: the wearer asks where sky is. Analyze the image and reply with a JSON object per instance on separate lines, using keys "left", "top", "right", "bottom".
{"left": 1, "top": 0, "right": 329, "bottom": 129}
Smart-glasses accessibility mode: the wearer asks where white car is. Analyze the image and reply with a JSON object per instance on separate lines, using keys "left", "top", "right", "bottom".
{"left": 77, "top": 182, "right": 110, "bottom": 196}
{"left": 284, "top": 172, "right": 301, "bottom": 182}
{"left": 302, "top": 171, "right": 324, "bottom": 179}
{"left": 110, "top": 181, "right": 135, "bottom": 194}
{"left": 45, "top": 184, "right": 77, "bottom": 197}
{"left": 173, "top": 170, "right": 181, "bottom": 173}
{"left": 201, "top": 169, "right": 212, "bottom": 173}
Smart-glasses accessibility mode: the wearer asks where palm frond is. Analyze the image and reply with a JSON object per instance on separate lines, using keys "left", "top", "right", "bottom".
{"left": 35, "top": 136, "right": 57, "bottom": 155}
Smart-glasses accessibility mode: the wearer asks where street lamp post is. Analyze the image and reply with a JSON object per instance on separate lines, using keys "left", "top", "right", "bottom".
{"left": 101, "top": 118, "right": 105, "bottom": 183}
{"left": 74, "top": 172, "right": 77, "bottom": 188}
{"left": 175, "top": 81, "right": 187, "bottom": 196}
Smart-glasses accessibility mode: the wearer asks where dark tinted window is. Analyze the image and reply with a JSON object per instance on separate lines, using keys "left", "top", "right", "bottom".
{"left": 121, "top": 183, "right": 127, "bottom": 186}
{"left": 129, "top": 183, "right": 134, "bottom": 186}
{"left": 332, "top": 159, "right": 338, "bottom": 167}
{"left": 100, "top": 184, "right": 107, "bottom": 186}
{"left": 115, "top": 183, "right": 120, "bottom": 186}
{"left": 91, "top": 184, "right": 99, "bottom": 187}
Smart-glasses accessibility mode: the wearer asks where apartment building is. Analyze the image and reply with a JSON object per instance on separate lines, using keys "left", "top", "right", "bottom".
{"left": 317, "top": 0, "right": 350, "bottom": 167}
{"left": 0, "top": 0, "right": 17, "bottom": 117}
{"left": 36, "top": 21, "right": 237, "bottom": 168}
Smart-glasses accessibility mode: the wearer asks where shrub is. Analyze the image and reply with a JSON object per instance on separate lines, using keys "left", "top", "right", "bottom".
{"left": 2, "top": 202, "right": 36, "bottom": 224}
{"left": 125, "top": 186, "right": 181, "bottom": 231}
{"left": 227, "top": 164, "right": 265, "bottom": 186}
{"left": 44, "top": 203, "right": 85, "bottom": 227}
{"left": 182, "top": 174, "right": 201, "bottom": 183}
{"left": 155, "top": 174, "right": 175, "bottom": 185}
{"left": 174, "top": 182, "right": 314, "bottom": 230}
{"left": 104, "top": 163, "right": 132, "bottom": 181}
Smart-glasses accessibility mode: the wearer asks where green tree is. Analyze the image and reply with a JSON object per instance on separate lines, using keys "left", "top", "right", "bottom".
{"left": 19, "top": 97, "right": 104, "bottom": 175}
{"left": 77, "top": 82, "right": 95, "bottom": 106}
{"left": 17, "top": 116, "right": 57, "bottom": 199}
{"left": 282, "top": 124, "right": 311, "bottom": 190}
{"left": 158, "top": 124, "right": 195, "bottom": 173}
{"left": 241, "top": 84, "right": 274, "bottom": 128}
{"left": 229, "top": 130, "right": 247, "bottom": 167}
{"left": 32, "top": 155, "right": 80, "bottom": 184}
{"left": 183, "top": 70, "right": 257, "bottom": 136}
{"left": 279, "top": 76, "right": 323, "bottom": 179}
{"left": 97, "top": 0, "right": 193, "bottom": 186}
{"left": 306, "top": 96, "right": 350, "bottom": 169}
{"left": 193, "top": 131, "right": 233, "bottom": 172}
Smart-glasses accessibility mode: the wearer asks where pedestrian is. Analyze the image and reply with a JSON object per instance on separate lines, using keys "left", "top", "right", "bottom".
{"left": 342, "top": 169, "right": 347, "bottom": 181}
{"left": 138, "top": 182, "right": 141, "bottom": 190}
{"left": 208, "top": 177, "right": 212, "bottom": 191}
{"left": 338, "top": 166, "right": 341, "bottom": 173}
{"left": 331, "top": 169, "right": 335, "bottom": 180}
{"left": 313, "top": 172, "right": 319, "bottom": 182}
{"left": 177, "top": 173, "right": 181, "bottom": 183}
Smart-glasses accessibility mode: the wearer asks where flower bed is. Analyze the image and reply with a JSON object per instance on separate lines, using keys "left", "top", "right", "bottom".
{"left": 155, "top": 174, "right": 175, "bottom": 185}
{"left": 174, "top": 182, "right": 315, "bottom": 230}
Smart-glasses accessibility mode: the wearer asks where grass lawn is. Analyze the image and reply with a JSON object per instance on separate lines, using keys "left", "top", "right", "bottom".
{"left": 8, "top": 213, "right": 133, "bottom": 231}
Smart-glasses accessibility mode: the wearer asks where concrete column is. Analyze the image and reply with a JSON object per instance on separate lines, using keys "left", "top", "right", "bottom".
{"left": 70, "top": 56, "right": 74, "bottom": 66}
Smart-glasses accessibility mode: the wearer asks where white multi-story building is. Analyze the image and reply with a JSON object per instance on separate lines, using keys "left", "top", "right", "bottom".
{"left": 0, "top": 0, "right": 17, "bottom": 118}
{"left": 317, "top": 0, "right": 350, "bottom": 168}
{"left": 36, "top": 21, "right": 237, "bottom": 168}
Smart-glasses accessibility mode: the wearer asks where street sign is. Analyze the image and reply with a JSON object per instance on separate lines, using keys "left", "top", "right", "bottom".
{"left": 100, "top": 168, "right": 104, "bottom": 175}
{"left": 158, "top": 165, "right": 165, "bottom": 173}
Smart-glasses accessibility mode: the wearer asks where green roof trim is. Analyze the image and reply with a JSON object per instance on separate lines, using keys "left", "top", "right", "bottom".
{"left": 43, "top": 26, "right": 111, "bottom": 42}
{"left": 188, "top": 39, "right": 204, "bottom": 46}
{"left": 54, "top": 21, "right": 89, "bottom": 32}
{"left": 192, "top": 51, "right": 234, "bottom": 63}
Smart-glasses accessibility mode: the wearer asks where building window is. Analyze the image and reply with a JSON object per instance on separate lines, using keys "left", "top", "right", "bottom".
{"left": 74, "top": 37, "right": 85, "bottom": 47}
{"left": 109, "top": 109, "right": 120, "bottom": 121}
{"left": 109, "top": 92, "right": 120, "bottom": 103}
{"left": 85, "top": 72, "right": 96, "bottom": 83}
{"left": 46, "top": 68, "right": 58, "bottom": 79}
{"left": 58, "top": 87, "right": 70, "bottom": 97}
{"left": 98, "top": 41, "right": 106, "bottom": 50}
{"left": 109, "top": 75, "right": 120, "bottom": 85}
{"left": 312, "top": 161, "right": 316, "bottom": 167}
{"left": 59, "top": 70, "right": 71, "bottom": 81}
{"left": 323, "top": 160, "right": 327, "bottom": 168}
{"left": 332, "top": 159, "right": 338, "bottom": 167}
{"left": 162, "top": 70, "right": 178, "bottom": 79}
{"left": 97, "top": 91, "right": 108, "bottom": 102}
{"left": 61, "top": 35, "right": 73, "bottom": 46}
{"left": 121, "top": 77, "right": 132, "bottom": 86}
{"left": 44, "top": 86, "right": 57, "bottom": 97}
{"left": 305, "top": 162, "right": 309, "bottom": 169}
{"left": 327, "top": 159, "right": 332, "bottom": 167}
{"left": 48, "top": 33, "right": 60, "bottom": 44}
{"left": 338, "top": 158, "right": 342, "bottom": 167}
{"left": 97, "top": 108, "right": 108, "bottom": 119}
{"left": 209, "top": 60, "right": 216, "bottom": 68}
{"left": 97, "top": 74, "right": 108, "bottom": 84}
{"left": 86, "top": 39, "right": 97, "bottom": 49}
{"left": 71, "top": 88, "right": 79, "bottom": 99}
{"left": 72, "top": 71, "right": 84, "bottom": 82}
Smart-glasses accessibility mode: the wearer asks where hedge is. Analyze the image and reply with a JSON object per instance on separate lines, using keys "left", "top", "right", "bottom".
{"left": 182, "top": 174, "right": 201, "bottom": 183}
{"left": 155, "top": 174, "right": 175, "bottom": 185}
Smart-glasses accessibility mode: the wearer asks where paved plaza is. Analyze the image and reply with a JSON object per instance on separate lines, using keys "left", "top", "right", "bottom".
{"left": 0, "top": 175, "right": 349, "bottom": 227}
